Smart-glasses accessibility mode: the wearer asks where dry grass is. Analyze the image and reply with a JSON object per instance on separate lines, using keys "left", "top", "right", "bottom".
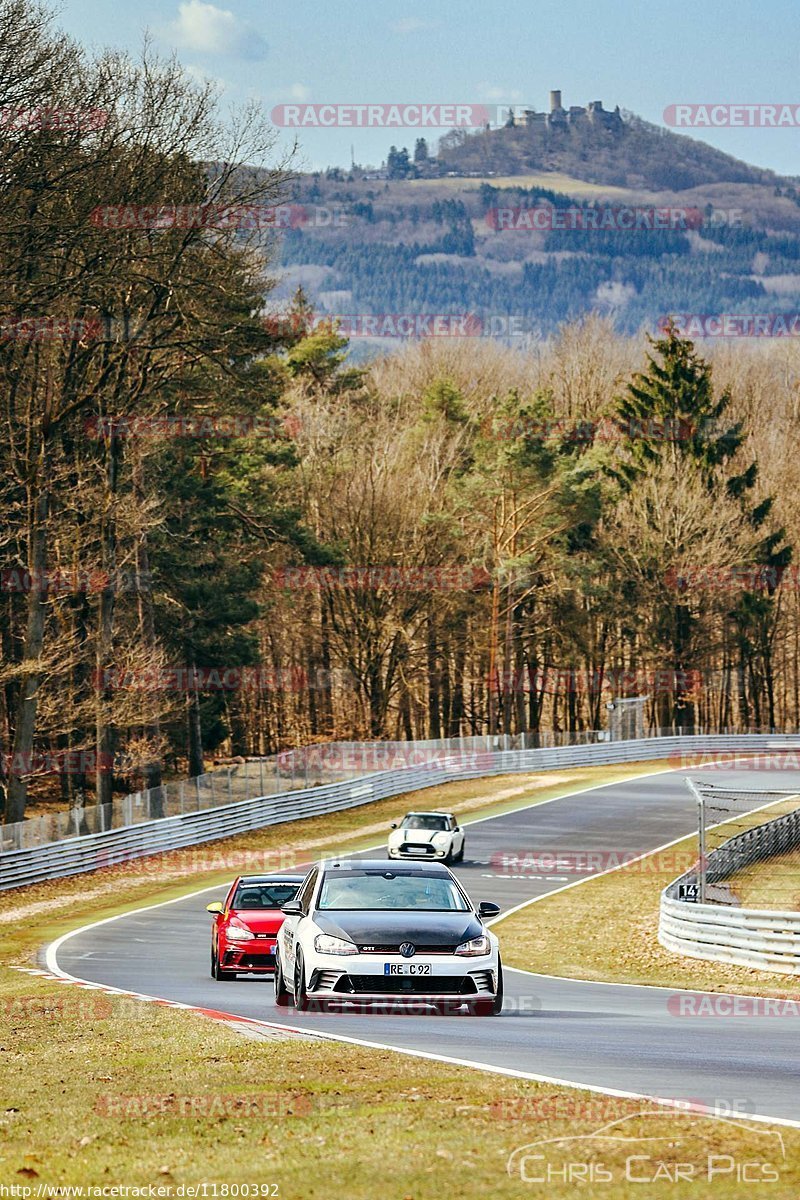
{"left": 496, "top": 834, "right": 800, "bottom": 996}
{"left": 728, "top": 848, "right": 800, "bottom": 912}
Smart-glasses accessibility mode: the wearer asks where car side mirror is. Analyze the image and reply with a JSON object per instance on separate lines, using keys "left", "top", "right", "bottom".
{"left": 390, "top": 822, "right": 398, "bottom": 829}
{"left": 478, "top": 901, "right": 500, "bottom": 918}
{"left": 281, "top": 900, "right": 304, "bottom": 916}
{"left": 206, "top": 901, "right": 224, "bottom": 915}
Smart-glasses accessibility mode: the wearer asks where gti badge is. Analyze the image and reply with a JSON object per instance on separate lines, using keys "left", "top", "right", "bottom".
{"left": 400, "top": 943, "right": 416, "bottom": 958}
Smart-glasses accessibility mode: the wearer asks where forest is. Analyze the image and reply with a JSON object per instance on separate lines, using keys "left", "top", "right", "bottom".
{"left": 2, "top": 0, "right": 800, "bottom": 825}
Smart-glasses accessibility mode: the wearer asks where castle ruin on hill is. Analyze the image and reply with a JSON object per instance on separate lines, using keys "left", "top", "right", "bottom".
{"left": 510, "top": 90, "right": 623, "bottom": 132}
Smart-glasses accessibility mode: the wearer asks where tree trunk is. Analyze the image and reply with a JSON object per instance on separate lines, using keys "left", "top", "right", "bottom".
{"left": 5, "top": 460, "right": 50, "bottom": 825}
{"left": 426, "top": 615, "right": 441, "bottom": 739}
{"left": 95, "top": 432, "right": 121, "bottom": 821}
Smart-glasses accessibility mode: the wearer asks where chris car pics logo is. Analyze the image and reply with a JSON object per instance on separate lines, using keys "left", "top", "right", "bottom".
{"left": 507, "top": 1111, "right": 784, "bottom": 1186}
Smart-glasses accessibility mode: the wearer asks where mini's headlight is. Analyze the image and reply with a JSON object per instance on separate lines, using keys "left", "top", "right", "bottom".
{"left": 455, "top": 935, "right": 490, "bottom": 957}
{"left": 432, "top": 832, "right": 451, "bottom": 845}
{"left": 226, "top": 921, "right": 255, "bottom": 942}
{"left": 314, "top": 934, "right": 358, "bottom": 955}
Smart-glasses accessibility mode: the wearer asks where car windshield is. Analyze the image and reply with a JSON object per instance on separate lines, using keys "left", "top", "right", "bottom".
{"left": 403, "top": 814, "right": 449, "bottom": 831}
{"left": 232, "top": 882, "right": 300, "bottom": 910}
{"left": 317, "top": 870, "right": 469, "bottom": 911}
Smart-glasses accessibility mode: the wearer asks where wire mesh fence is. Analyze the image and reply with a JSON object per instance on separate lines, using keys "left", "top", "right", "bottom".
{"left": 681, "top": 781, "right": 800, "bottom": 906}
{"left": 0, "top": 724, "right": 794, "bottom": 855}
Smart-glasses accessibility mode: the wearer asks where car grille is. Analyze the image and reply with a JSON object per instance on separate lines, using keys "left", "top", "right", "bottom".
{"left": 398, "top": 843, "right": 436, "bottom": 856}
{"left": 334, "top": 974, "right": 477, "bottom": 995}
{"left": 355, "top": 944, "right": 458, "bottom": 954}
{"left": 224, "top": 951, "right": 276, "bottom": 969}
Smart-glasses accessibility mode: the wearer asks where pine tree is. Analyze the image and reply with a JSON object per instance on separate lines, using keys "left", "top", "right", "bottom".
{"left": 613, "top": 326, "right": 791, "bottom": 729}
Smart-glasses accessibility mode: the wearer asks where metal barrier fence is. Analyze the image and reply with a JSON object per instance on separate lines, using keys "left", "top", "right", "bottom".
{"left": 2, "top": 731, "right": 798, "bottom": 892}
{"left": 0, "top": 724, "right": 765, "bottom": 854}
{"left": 660, "top": 781, "right": 800, "bottom": 975}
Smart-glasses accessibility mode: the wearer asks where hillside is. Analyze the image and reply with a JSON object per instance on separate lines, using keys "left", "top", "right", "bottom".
{"left": 435, "top": 110, "right": 778, "bottom": 191}
{"left": 271, "top": 161, "right": 800, "bottom": 342}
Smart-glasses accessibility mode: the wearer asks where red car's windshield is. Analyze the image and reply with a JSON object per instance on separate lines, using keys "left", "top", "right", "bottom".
{"left": 231, "top": 882, "right": 299, "bottom": 910}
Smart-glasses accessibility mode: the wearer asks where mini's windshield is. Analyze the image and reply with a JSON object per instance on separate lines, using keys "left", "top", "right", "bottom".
{"left": 317, "top": 870, "right": 469, "bottom": 911}
{"left": 403, "top": 814, "right": 449, "bottom": 831}
{"left": 232, "top": 882, "right": 300, "bottom": 910}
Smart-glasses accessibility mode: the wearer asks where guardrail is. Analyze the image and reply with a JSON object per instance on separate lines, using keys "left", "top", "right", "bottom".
{"left": 1, "top": 729, "right": 615, "bottom": 853}
{"left": 2, "top": 731, "right": 798, "bottom": 892}
{"left": 660, "top": 784, "right": 800, "bottom": 975}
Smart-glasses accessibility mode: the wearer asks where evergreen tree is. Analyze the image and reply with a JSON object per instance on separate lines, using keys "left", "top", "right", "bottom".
{"left": 612, "top": 327, "right": 791, "bottom": 729}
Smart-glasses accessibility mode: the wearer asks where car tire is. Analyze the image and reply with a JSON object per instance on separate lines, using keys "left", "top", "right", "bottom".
{"left": 293, "top": 950, "right": 311, "bottom": 1012}
{"left": 274, "top": 955, "right": 291, "bottom": 1006}
{"left": 212, "top": 944, "right": 237, "bottom": 981}
{"left": 455, "top": 842, "right": 465, "bottom": 863}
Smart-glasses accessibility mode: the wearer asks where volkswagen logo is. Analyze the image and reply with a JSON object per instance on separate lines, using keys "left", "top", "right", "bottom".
{"left": 399, "top": 942, "right": 416, "bottom": 958}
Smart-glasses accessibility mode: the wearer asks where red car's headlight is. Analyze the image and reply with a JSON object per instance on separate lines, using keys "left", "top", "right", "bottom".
{"left": 225, "top": 920, "right": 256, "bottom": 942}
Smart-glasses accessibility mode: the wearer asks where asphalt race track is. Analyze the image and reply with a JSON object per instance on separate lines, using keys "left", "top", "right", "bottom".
{"left": 51, "top": 765, "right": 800, "bottom": 1125}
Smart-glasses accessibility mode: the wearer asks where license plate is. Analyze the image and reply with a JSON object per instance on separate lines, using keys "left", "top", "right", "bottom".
{"left": 384, "top": 963, "right": 432, "bottom": 975}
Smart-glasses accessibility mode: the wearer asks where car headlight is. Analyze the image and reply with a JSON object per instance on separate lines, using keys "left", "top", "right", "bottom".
{"left": 455, "top": 935, "right": 490, "bottom": 957}
{"left": 432, "top": 832, "right": 451, "bottom": 846}
{"left": 225, "top": 921, "right": 255, "bottom": 942}
{"left": 314, "top": 934, "right": 358, "bottom": 955}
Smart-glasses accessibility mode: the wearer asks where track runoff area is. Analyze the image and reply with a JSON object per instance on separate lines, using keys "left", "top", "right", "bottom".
{"left": 49, "top": 753, "right": 800, "bottom": 1127}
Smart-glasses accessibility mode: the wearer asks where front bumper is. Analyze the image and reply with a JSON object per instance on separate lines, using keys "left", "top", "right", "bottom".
{"left": 221, "top": 940, "right": 278, "bottom": 972}
{"left": 387, "top": 842, "right": 450, "bottom": 860}
{"left": 306, "top": 952, "right": 497, "bottom": 1004}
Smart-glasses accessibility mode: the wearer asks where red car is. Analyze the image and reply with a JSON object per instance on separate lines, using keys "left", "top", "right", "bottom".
{"left": 206, "top": 873, "right": 305, "bottom": 980}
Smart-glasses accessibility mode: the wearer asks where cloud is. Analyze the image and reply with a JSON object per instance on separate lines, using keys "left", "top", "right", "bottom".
{"left": 479, "top": 84, "right": 524, "bottom": 102}
{"left": 288, "top": 83, "right": 311, "bottom": 101}
{"left": 390, "top": 17, "right": 436, "bottom": 34}
{"left": 170, "top": 1, "right": 268, "bottom": 60}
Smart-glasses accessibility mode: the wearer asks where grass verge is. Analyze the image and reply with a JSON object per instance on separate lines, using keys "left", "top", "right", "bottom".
{"left": 730, "top": 848, "right": 800, "bottom": 911}
{"left": 495, "top": 835, "right": 800, "bottom": 996}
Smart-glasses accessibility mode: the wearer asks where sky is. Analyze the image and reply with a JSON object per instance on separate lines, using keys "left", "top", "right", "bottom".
{"left": 57, "top": 0, "right": 800, "bottom": 177}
